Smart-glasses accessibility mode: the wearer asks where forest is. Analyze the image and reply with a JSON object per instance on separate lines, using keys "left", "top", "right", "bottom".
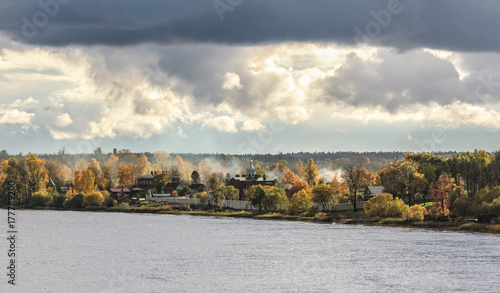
{"left": 0, "top": 148, "right": 499, "bottom": 221}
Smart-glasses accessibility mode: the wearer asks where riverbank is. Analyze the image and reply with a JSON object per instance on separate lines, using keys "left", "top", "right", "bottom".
{"left": 4, "top": 202, "right": 500, "bottom": 234}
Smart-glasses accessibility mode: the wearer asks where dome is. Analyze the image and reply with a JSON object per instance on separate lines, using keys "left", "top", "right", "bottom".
{"left": 246, "top": 160, "right": 256, "bottom": 174}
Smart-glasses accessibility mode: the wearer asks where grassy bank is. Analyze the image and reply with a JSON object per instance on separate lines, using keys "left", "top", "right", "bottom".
{"left": 5, "top": 201, "right": 500, "bottom": 234}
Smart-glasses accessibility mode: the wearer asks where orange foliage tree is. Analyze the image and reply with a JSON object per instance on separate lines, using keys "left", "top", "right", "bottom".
{"left": 430, "top": 174, "right": 453, "bottom": 216}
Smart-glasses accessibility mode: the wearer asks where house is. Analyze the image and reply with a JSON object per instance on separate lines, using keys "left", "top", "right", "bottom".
{"left": 227, "top": 160, "right": 276, "bottom": 199}
{"left": 137, "top": 173, "right": 154, "bottom": 189}
{"left": 165, "top": 182, "right": 185, "bottom": 193}
{"left": 109, "top": 186, "right": 144, "bottom": 201}
{"left": 190, "top": 184, "right": 206, "bottom": 193}
{"left": 363, "top": 186, "right": 385, "bottom": 200}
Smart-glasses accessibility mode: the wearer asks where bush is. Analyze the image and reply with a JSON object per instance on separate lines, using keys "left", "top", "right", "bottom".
{"left": 104, "top": 196, "right": 116, "bottom": 207}
{"left": 489, "top": 197, "right": 500, "bottom": 215}
{"left": 287, "top": 190, "right": 312, "bottom": 215}
{"left": 386, "top": 197, "right": 410, "bottom": 219}
{"left": 199, "top": 192, "right": 209, "bottom": 205}
{"left": 364, "top": 193, "right": 395, "bottom": 217}
{"left": 53, "top": 194, "right": 67, "bottom": 209}
{"left": 117, "top": 202, "right": 129, "bottom": 210}
{"left": 102, "top": 190, "right": 110, "bottom": 198}
{"left": 63, "top": 192, "right": 85, "bottom": 209}
{"left": 30, "top": 192, "right": 52, "bottom": 208}
{"left": 409, "top": 204, "right": 427, "bottom": 221}
{"left": 84, "top": 191, "right": 105, "bottom": 206}
{"left": 365, "top": 193, "right": 411, "bottom": 219}
{"left": 177, "top": 204, "right": 192, "bottom": 211}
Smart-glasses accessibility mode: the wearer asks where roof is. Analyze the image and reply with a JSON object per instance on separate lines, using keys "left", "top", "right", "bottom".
{"left": 166, "top": 182, "right": 184, "bottom": 189}
{"left": 365, "top": 186, "right": 384, "bottom": 195}
{"left": 139, "top": 174, "right": 154, "bottom": 179}
{"left": 246, "top": 160, "right": 256, "bottom": 174}
{"left": 47, "top": 178, "right": 56, "bottom": 187}
{"left": 190, "top": 184, "right": 206, "bottom": 190}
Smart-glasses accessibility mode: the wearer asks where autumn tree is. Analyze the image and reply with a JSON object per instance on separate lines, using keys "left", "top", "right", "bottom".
{"left": 342, "top": 164, "right": 375, "bottom": 212}
{"left": 116, "top": 149, "right": 138, "bottom": 164}
{"left": 46, "top": 160, "right": 66, "bottom": 188}
{"left": 212, "top": 187, "right": 226, "bottom": 208}
{"left": 100, "top": 165, "right": 114, "bottom": 189}
{"left": 117, "top": 164, "right": 135, "bottom": 186}
{"left": 250, "top": 185, "right": 266, "bottom": 214}
{"left": 281, "top": 170, "right": 296, "bottom": 185}
{"left": 73, "top": 169, "right": 96, "bottom": 194}
{"left": 287, "top": 189, "right": 313, "bottom": 215}
{"left": 429, "top": 174, "right": 453, "bottom": 217}
{"left": 262, "top": 186, "right": 288, "bottom": 212}
{"left": 312, "top": 184, "right": 337, "bottom": 212}
{"left": 0, "top": 158, "right": 30, "bottom": 204}
{"left": 269, "top": 161, "right": 289, "bottom": 178}
{"left": 153, "top": 171, "right": 172, "bottom": 192}
{"left": 105, "top": 154, "right": 119, "bottom": 184}
{"left": 255, "top": 164, "right": 267, "bottom": 177}
{"left": 74, "top": 158, "right": 89, "bottom": 171}
{"left": 295, "top": 159, "right": 304, "bottom": 178}
{"left": 206, "top": 172, "right": 220, "bottom": 191}
{"left": 136, "top": 154, "right": 151, "bottom": 177}
{"left": 488, "top": 151, "right": 500, "bottom": 187}
{"left": 152, "top": 150, "right": 171, "bottom": 171}
{"left": 288, "top": 177, "right": 309, "bottom": 198}
{"left": 225, "top": 185, "right": 240, "bottom": 201}
{"left": 26, "top": 153, "right": 48, "bottom": 198}
{"left": 302, "top": 159, "right": 319, "bottom": 187}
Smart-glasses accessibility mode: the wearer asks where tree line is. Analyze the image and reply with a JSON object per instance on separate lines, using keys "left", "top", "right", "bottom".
{"left": 0, "top": 149, "right": 499, "bottom": 219}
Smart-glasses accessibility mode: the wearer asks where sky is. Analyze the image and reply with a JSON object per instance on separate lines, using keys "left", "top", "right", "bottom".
{"left": 1, "top": 0, "right": 500, "bottom": 155}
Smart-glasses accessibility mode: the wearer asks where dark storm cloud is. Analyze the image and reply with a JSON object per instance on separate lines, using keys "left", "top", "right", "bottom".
{"left": 314, "top": 49, "right": 470, "bottom": 111}
{"left": 1, "top": 0, "right": 500, "bottom": 52}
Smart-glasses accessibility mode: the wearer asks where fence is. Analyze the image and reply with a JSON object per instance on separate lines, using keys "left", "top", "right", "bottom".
{"left": 148, "top": 192, "right": 365, "bottom": 212}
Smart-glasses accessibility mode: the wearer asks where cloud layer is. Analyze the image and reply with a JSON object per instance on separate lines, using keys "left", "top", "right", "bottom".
{"left": 1, "top": 1, "right": 500, "bottom": 153}
{"left": 1, "top": 1, "right": 500, "bottom": 52}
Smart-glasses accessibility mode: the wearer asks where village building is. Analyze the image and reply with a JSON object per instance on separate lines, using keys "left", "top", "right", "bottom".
{"left": 363, "top": 186, "right": 385, "bottom": 200}
{"left": 109, "top": 186, "right": 143, "bottom": 202}
{"left": 137, "top": 173, "right": 154, "bottom": 189}
{"left": 227, "top": 160, "right": 276, "bottom": 199}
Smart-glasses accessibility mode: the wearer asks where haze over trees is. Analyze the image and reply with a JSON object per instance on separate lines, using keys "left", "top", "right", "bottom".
{"left": 0, "top": 149, "right": 499, "bottom": 221}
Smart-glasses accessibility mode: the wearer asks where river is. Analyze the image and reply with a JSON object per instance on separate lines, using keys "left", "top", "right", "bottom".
{"left": 0, "top": 210, "right": 498, "bottom": 292}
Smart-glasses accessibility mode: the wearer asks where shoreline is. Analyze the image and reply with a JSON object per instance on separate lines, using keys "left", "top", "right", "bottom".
{"left": 4, "top": 203, "right": 499, "bottom": 235}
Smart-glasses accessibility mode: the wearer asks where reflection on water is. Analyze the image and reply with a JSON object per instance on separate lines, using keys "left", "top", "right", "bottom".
{"left": 0, "top": 210, "right": 498, "bottom": 292}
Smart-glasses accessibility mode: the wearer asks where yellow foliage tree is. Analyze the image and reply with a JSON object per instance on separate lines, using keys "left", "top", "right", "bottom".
{"left": 73, "top": 169, "right": 96, "bottom": 194}
{"left": 118, "top": 164, "right": 135, "bottom": 186}
{"left": 84, "top": 191, "right": 105, "bottom": 206}
{"left": 302, "top": 159, "right": 319, "bottom": 187}
{"left": 286, "top": 189, "right": 312, "bottom": 215}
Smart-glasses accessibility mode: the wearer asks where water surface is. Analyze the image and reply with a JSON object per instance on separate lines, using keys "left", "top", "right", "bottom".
{"left": 0, "top": 210, "right": 498, "bottom": 292}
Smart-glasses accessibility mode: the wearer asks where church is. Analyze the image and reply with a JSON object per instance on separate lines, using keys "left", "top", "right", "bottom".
{"left": 227, "top": 160, "right": 277, "bottom": 199}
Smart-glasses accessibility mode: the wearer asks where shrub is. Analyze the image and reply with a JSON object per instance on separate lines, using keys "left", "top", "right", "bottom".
{"left": 364, "top": 193, "right": 395, "bottom": 217}
{"left": 30, "top": 192, "right": 52, "bottom": 208}
{"left": 177, "top": 204, "right": 192, "bottom": 211}
{"left": 409, "top": 204, "right": 427, "bottom": 221}
{"left": 63, "top": 192, "right": 85, "bottom": 209}
{"left": 287, "top": 189, "right": 312, "bottom": 215}
{"left": 489, "top": 197, "right": 500, "bottom": 215}
{"left": 53, "top": 194, "right": 67, "bottom": 209}
{"left": 84, "top": 191, "right": 105, "bottom": 206}
{"left": 452, "top": 196, "right": 470, "bottom": 217}
{"left": 365, "top": 193, "right": 411, "bottom": 219}
{"left": 199, "top": 192, "right": 209, "bottom": 205}
{"left": 117, "top": 202, "right": 129, "bottom": 209}
{"left": 104, "top": 196, "right": 116, "bottom": 207}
